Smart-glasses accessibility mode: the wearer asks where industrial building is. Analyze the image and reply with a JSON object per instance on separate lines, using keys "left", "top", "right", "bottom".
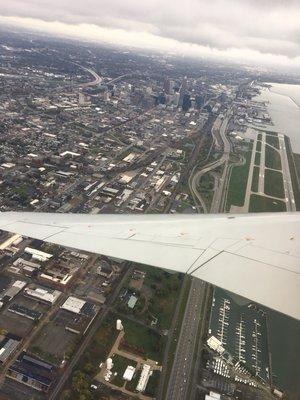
{"left": 59, "top": 296, "right": 99, "bottom": 334}
{"left": 8, "top": 303, "right": 43, "bottom": 321}
{"left": 39, "top": 262, "right": 78, "bottom": 288}
{"left": 0, "top": 280, "right": 26, "bottom": 306}
{"left": 7, "top": 353, "right": 57, "bottom": 393}
{"left": 11, "top": 258, "right": 41, "bottom": 276}
{"left": 24, "top": 285, "right": 62, "bottom": 305}
{"left": 61, "top": 296, "right": 88, "bottom": 314}
{"left": 0, "top": 234, "right": 22, "bottom": 251}
{"left": 24, "top": 247, "right": 52, "bottom": 262}
{"left": 0, "top": 336, "right": 20, "bottom": 364}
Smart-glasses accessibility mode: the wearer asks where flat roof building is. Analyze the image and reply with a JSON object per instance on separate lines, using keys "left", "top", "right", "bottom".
{"left": 136, "top": 364, "right": 152, "bottom": 392}
{"left": 7, "top": 353, "right": 56, "bottom": 393}
{"left": 127, "top": 295, "right": 138, "bottom": 309}
{"left": 123, "top": 365, "right": 135, "bottom": 381}
{"left": 25, "top": 247, "right": 52, "bottom": 262}
{"left": 24, "top": 286, "right": 62, "bottom": 305}
{"left": 61, "top": 296, "right": 86, "bottom": 314}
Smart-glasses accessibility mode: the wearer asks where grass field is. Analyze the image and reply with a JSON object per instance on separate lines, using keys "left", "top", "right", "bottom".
{"left": 111, "top": 355, "right": 137, "bottom": 387}
{"left": 294, "top": 153, "right": 300, "bottom": 176}
{"left": 137, "top": 264, "right": 182, "bottom": 330}
{"left": 264, "top": 169, "right": 284, "bottom": 198}
{"left": 285, "top": 137, "right": 300, "bottom": 210}
{"left": 251, "top": 166, "right": 259, "bottom": 192}
{"left": 145, "top": 369, "right": 161, "bottom": 397}
{"left": 265, "top": 145, "right": 282, "bottom": 170}
{"left": 226, "top": 143, "right": 253, "bottom": 210}
{"left": 265, "top": 131, "right": 278, "bottom": 136}
{"left": 199, "top": 173, "right": 214, "bottom": 210}
{"left": 122, "top": 317, "right": 165, "bottom": 362}
{"left": 266, "top": 134, "right": 280, "bottom": 149}
{"left": 256, "top": 140, "right": 262, "bottom": 152}
{"left": 255, "top": 152, "right": 261, "bottom": 166}
{"left": 249, "top": 194, "right": 286, "bottom": 212}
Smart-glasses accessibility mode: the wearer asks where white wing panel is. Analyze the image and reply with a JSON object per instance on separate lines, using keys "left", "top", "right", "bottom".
{"left": 0, "top": 211, "right": 299, "bottom": 319}
{"left": 192, "top": 252, "right": 300, "bottom": 319}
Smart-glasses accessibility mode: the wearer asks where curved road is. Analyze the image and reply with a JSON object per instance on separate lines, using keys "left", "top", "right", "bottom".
{"left": 189, "top": 112, "right": 231, "bottom": 213}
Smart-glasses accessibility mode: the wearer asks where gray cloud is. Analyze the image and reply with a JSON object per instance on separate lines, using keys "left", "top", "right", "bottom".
{"left": 0, "top": 0, "right": 300, "bottom": 67}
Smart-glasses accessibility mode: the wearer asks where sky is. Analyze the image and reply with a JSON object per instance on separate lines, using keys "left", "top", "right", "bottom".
{"left": 0, "top": 0, "right": 300, "bottom": 68}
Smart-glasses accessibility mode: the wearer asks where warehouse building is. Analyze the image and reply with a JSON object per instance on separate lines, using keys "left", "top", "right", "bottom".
{"left": 8, "top": 303, "right": 43, "bottom": 321}
{"left": 25, "top": 247, "right": 52, "bottom": 262}
{"left": 0, "top": 336, "right": 20, "bottom": 364}
{"left": 0, "top": 280, "right": 26, "bottom": 307}
{"left": 24, "top": 285, "right": 62, "bottom": 305}
{"left": 7, "top": 353, "right": 56, "bottom": 393}
{"left": 11, "top": 258, "right": 42, "bottom": 276}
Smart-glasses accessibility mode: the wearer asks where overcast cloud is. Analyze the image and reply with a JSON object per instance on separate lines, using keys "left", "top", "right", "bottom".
{"left": 0, "top": 0, "right": 300, "bottom": 67}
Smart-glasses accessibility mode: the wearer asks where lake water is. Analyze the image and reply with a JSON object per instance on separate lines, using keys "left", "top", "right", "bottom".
{"left": 255, "top": 83, "right": 300, "bottom": 153}
{"left": 254, "top": 83, "right": 300, "bottom": 396}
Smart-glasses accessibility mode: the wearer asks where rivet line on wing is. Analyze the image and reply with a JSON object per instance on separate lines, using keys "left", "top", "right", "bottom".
{"left": 188, "top": 251, "right": 224, "bottom": 275}
{"left": 224, "top": 250, "right": 300, "bottom": 275}
{"left": 41, "top": 228, "right": 68, "bottom": 241}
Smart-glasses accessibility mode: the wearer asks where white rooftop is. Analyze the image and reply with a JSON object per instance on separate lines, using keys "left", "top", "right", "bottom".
{"left": 61, "top": 296, "right": 86, "bottom": 314}
{"left": 123, "top": 365, "right": 135, "bottom": 381}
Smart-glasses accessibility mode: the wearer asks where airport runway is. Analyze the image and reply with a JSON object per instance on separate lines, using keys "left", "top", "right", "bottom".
{"left": 278, "top": 134, "right": 296, "bottom": 212}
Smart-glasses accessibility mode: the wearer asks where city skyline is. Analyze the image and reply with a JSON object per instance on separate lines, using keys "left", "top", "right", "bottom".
{"left": 0, "top": 0, "right": 300, "bottom": 69}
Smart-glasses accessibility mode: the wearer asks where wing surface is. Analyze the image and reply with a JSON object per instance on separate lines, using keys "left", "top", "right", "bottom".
{"left": 0, "top": 212, "right": 299, "bottom": 319}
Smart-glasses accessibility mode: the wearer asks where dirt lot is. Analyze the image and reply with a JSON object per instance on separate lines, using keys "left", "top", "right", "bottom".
{"left": 31, "top": 310, "right": 78, "bottom": 363}
{"left": 0, "top": 309, "right": 34, "bottom": 337}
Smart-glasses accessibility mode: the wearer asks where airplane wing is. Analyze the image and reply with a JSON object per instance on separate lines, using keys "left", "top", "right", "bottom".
{"left": 0, "top": 212, "right": 299, "bottom": 320}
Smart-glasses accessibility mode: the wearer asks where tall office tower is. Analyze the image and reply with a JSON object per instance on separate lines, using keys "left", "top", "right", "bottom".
{"left": 182, "top": 94, "right": 191, "bottom": 111}
{"left": 178, "top": 77, "right": 188, "bottom": 106}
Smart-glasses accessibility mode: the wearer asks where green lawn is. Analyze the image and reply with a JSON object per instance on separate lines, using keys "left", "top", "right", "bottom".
{"left": 111, "top": 355, "right": 136, "bottom": 387}
{"left": 75, "top": 312, "right": 119, "bottom": 378}
{"left": 255, "top": 152, "right": 261, "bottom": 166}
{"left": 226, "top": 143, "right": 253, "bottom": 210}
{"left": 251, "top": 166, "right": 259, "bottom": 192}
{"left": 264, "top": 169, "right": 284, "bottom": 198}
{"left": 265, "top": 145, "right": 282, "bottom": 170}
{"left": 122, "top": 317, "right": 165, "bottom": 362}
{"left": 294, "top": 153, "right": 300, "bottom": 176}
{"left": 199, "top": 173, "right": 214, "bottom": 210}
{"left": 249, "top": 194, "right": 286, "bottom": 212}
{"left": 285, "top": 137, "right": 300, "bottom": 210}
{"left": 129, "top": 264, "right": 182, "bottom": 330}
{"left": 145, "top": 369, "right": 161, "bottom": 397}
{"left": 256, "top": 140, "right": 262, "bottom": 152}
{"left": 266, "top": 134, "right": 280, "bottom": 149}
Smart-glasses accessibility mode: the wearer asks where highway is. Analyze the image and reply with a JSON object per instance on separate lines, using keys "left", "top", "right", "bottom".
{"left": 210, "top": 113, "right": 232, "bottom": 212}
{"left": 189, "top": 112, "right": 231, "bottom": 213}
{"left": 165, "top": 278, "right": 207, "bottom": 400}
{"left": 80, "top": 66, "right": 102, "bottom": 88}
